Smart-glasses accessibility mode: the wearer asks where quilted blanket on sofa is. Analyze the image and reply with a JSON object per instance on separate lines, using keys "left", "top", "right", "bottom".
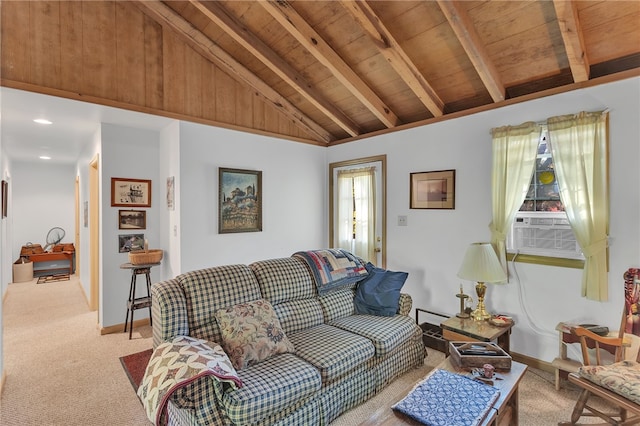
{"left": 293, "top": 249, "right": 368, "bottom": 294}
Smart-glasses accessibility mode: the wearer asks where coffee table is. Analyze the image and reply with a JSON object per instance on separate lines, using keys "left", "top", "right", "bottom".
{"left": 441, "top": 316, "right": 514, "bottom": 355}
{"left": 361, "top": 357, "right": 527, "bottom": 426}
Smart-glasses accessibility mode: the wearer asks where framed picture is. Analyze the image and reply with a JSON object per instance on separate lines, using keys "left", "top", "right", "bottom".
{"left": 166, "top": 176, "right": 175, "bottom": 210}
{"left": 1, "top": 180, "right": 7, "bottom": 218}
{"left": 410, "top": 169, "right": 455, "bottom": 209}
{"left": 219, "top": 168, "right": 262, "bottom": 233}
{"left": 118, "top": 210, "right": 146, "bottom": 230}
{"left": 118, "top": 233, "right": 145, "bottom": 253}
{"left": 111, "top": 177, "right": 151, "bottom": 207}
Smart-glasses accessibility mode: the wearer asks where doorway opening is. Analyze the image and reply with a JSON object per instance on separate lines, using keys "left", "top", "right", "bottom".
{"left": 329, "top": 155, "right": 386, "bottom": 268}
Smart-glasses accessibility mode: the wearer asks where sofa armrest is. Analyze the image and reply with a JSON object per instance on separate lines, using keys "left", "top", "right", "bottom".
{"left": 151, "top": 279, "right": 190, "bottom": 349}
{"left": 398, "top": 293, "right": 412, "bottom": 316}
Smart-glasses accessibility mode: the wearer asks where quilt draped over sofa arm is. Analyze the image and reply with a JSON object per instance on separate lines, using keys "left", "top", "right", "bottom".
{"left": 137, "top": 336, "right": 242, "bottom": 426}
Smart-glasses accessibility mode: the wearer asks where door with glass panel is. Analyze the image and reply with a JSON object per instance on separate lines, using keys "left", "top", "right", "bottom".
{"left": 329, "top": 155, "right": 386, "bottom": 267}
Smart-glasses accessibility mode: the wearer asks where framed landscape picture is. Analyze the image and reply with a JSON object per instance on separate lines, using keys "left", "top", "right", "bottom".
{"left": 219, "top": 168, "right": 262, "bottom": 233}
{"left": 111, "top": 177, "right": 151, "bottom": 207}
{"left": 410, "top": 169, "right": 455, "bottom": 209}
{"left": 118, "top": 210, "right": 146, "bottom": 230}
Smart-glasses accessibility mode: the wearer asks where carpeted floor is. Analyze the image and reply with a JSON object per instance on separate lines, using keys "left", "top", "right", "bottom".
{"left": 1, "top": 275, "right": 153, "bottom": 425}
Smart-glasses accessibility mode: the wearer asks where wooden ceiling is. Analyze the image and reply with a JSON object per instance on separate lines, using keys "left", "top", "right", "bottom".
{"left": 2, "top": 1, "right": 639, "bottom": 146}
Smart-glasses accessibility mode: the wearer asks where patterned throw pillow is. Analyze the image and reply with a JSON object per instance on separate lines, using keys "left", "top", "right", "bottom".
{"left": 215, "top": 299, "right": 295, "bottom": 370}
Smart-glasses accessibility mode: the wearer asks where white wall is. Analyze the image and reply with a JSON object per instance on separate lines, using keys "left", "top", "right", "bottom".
{"left": 159, "top": 121, "right": 181, "bottom": 280}
{"left": 11, "top": 161, "right": 75, "bottom": 260}
{"left": 178, "top": 121, "right": 327, "bottom": 270}
{"left": 100, "top": 124, "right": 162, "bottom": 328}
{"left": 76, "top": 126, "right": 101, "bottom": 302}
{"left": 327, "top": 76, "right": 640, "bottom": 362}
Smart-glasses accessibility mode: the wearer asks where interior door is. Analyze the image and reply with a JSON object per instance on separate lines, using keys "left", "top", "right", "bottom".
{"left": 329, "top": 155, "right": 386, "bottom": 267}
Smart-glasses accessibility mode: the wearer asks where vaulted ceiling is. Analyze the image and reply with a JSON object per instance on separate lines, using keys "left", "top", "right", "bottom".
{"left": 2, "top": 1, "right": 639, "bottom": 147}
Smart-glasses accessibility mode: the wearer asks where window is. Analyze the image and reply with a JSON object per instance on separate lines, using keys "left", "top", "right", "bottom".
{"left": 507, "top": 133, "right": 584, "bottom": 263}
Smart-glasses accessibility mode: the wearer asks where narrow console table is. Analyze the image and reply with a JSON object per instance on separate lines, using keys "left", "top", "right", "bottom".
{"left": 120, "top": 262, "right": 160, "bottom": 339}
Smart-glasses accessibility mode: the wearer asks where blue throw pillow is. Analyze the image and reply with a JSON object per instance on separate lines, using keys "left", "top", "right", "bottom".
{"left": 354, "top": 263, "right": 408, "bottom": 316}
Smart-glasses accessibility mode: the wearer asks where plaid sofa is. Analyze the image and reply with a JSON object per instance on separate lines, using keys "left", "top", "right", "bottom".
{"left": 151, "top": 255, "right": 425, "bottom": 425}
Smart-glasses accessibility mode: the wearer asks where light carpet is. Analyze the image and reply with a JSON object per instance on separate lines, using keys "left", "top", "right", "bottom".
{"left": 1, "top": 275, "right": 614, "bottom": 425}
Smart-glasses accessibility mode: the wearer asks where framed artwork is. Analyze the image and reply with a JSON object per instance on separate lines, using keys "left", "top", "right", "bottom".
{"left": 1, "top": 180, "right": 7, "bottom": 218}
{"left": 410, "top": 169, "right": 455, "bottom": 209}
{"left": 118, "top": 233, "right": 145, "bottom": 253}
{"left": 219, "top": 168, "right": 262, "bottom": 233}
{"left": 111, "top": 177, "right": 151, "bottom": 207}
{"left": 118, "top": 210, "right": 146, "bottom": 230}
{"left": 166, "top": 176, "right": 175, "bottom": 210}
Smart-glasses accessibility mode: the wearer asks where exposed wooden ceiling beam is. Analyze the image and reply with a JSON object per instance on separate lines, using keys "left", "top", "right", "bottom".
{"left": 341, "top": 0, "right": 444, "bottom": 117}
{"left": 190, "top": 0, "right": 361, "bottom": 137}
{"left": 133, "top": 0, "right": 334, "bottom": 143}
{"left": 436, "top": 0, "right": 505, "bottom": 102}
{"left": 552, "top": 0, "right": 590, "bottom": 82}
{"left": 260, "top": 0, "right": 400, "bottom": 129}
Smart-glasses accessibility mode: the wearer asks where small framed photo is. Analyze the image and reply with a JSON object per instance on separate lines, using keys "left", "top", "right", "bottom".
{"left": 118, "top": 210, "right": 146, "bottom": 230}
{"left": 111, "top": 177, "right": 151, "bottom": 207}
{"left": 118, "top": 233, "right": 145, "bottom": 253}
{"left": 166, "top": 176, "right": 175, "bottom": 210}
{"left": 410, "top": 169, "right": 455, "bottom": 209}
{"left": 219, "top": 168, "right": 262, "bottom": 233}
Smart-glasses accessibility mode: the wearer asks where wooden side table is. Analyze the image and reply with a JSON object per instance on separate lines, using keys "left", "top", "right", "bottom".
{"left": 441, "top": 317, "right": 514, "bottom": 355}
{"left": 120, "top": 262, "right": 160, "bottom": 339}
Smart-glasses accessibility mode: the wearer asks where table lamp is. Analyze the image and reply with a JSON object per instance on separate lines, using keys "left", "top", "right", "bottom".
{"left": 457, "top": 242, "right": 507, "bottom": 321}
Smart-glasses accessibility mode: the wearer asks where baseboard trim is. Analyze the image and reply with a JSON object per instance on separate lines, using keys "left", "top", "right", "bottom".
{"left": 511, "top": 351, "right": 555, "bottom": 374}
{"left": 100, "top": 317, "right": 150, "bottom": 335}
{"left": 0, "top": 369, "right": 6, "bottom": 397}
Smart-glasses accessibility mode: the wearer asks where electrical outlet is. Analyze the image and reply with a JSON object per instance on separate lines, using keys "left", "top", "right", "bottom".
{"left": 398, "top": 215, "right": 408, "bottom": 226}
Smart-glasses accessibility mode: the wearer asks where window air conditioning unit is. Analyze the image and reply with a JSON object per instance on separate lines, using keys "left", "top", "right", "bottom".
{"left": 507, "top": 211, "right": 584, "bottom": 260}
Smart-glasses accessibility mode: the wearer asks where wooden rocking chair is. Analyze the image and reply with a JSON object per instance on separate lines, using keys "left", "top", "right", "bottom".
{"left": 559, "top": 268, "right": 640, "bottom": 426}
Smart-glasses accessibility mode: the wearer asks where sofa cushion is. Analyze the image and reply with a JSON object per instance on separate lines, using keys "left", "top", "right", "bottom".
{"left": 330, "top": 314, "right": 420, "bottom": 357}
{"left": 319, "top": 288, "right": 356, "bottom": 323}
{"left": 215, "top": 299, "right": 295, "bottom": 370}
{"left": 273, "top": 299, "right": 325, "bottom": 335}
{"left": 178, "top": 265, "right": 262, "bottom": 343}
{"left": 222, "top": 353, "right": 321, "bottom": 425}
{"left": 293, "top": 249, "right": 368, "bottom": 294}
{"left": 289, "top": 324, "right": 375, "bottom": 383}
{"left": 578, "top": 360, "right": 640, "bottom": 404}
{"left": 250, "top": 257, "right": 316, "bottom": 304}
{"left": 354, "top": 263, "right": 408, "bottom": 316}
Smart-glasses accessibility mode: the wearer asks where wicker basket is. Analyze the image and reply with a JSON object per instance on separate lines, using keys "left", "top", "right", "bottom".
{"left": 129, "top": 249, "right": 163, "bottom": 265}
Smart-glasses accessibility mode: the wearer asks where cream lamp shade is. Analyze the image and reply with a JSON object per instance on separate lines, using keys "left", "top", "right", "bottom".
{"left": 457, "top": 242, "right": 507, "bottom": 320}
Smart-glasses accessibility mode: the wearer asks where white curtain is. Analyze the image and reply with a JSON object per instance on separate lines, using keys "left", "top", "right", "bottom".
{"left": 548, "top": 111, "right": 609, "bottom": 301}
{"left": 337, "top": 167, "right": 376, "bottom": 263}
{"left": 490, "top": 122, "right": 541, "bottom": 272}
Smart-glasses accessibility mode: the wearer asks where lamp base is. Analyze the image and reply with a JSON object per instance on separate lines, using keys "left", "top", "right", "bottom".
{"left": 472, "top": 281, "right": 491, "bottom": 321}
{"left": 470, "top": 307, "right": 491, "bottom": 321}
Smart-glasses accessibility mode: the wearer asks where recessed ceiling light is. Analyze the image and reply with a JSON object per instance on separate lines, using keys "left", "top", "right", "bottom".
{"left": 39, "top": 156, "right": 51, "bottom": 160}
{"left": 33, "top": 118, "right": 52, "bottom": 125}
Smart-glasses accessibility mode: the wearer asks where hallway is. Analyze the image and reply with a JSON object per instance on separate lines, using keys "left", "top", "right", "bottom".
{"left": 1, "top": 275, "right": 152, "bottom": 425}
